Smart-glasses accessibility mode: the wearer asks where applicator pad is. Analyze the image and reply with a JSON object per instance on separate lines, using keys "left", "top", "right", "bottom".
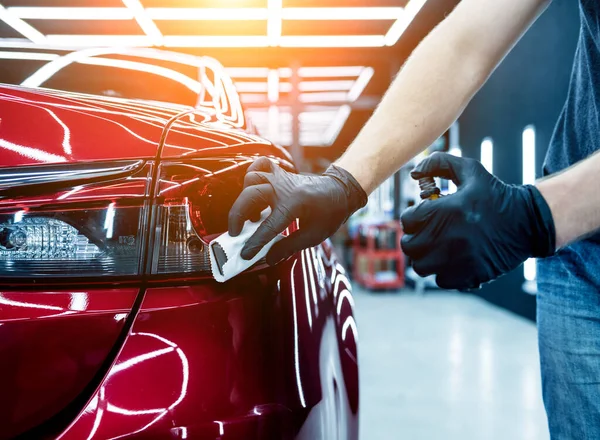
{"left": 209, "top": 208, "right": 283, "bottom": 283}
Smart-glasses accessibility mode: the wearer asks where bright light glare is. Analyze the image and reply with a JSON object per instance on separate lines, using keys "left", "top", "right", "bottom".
{"left": 267, "top": 0, "right": 282, "bottom": 46}
{"left": 299, "top": 92, "right": 349, "bottom": 103}
{"left": 522, "top": 125, "right": 536, "bottom": 185}
{"left": 481, "top": 138, "right": 493, "bottom": 173}
{"left": 267, "top": 69, "right": 279, "bottom": 103}
{"left": 298, "top": 66, "right": 365, "bottom": 78}
{"left": 122, "top": 0, "right": 163, "bottom": 46}
{"left": 281, "top": 7, "right": 403, "bottom": 20}
{"left": 325, "top": 105, "right": 351, "bottom": 146}
{"left": 524, "top": 258, "right": 537, "bottom": 282}
{"left": 448, "top": 147, "right": 462, "bottom": 193}
{"left": 146, "top": 8, "right": 269, "bottom": 20}
{"left": 163, "top": 36, "right": 269, "bottom": 48}
{"left": 523, "top": 125, "right": 537, "bottom": 282}
{"left": 299, "top": 80, "right": 355, "bottom": 92}
{"left": 0, "top": 51, "right": 58, "bottom": 61}
{"left": 348, "top": 67, "right": 374, "bottom": 102}
{"left": 280, "top": 35, "right": 386, "bottom": 48}
{"left": 385, "top": 0, "right": 426, "bottom": 46}
{"left": 9, "top": 7, "right": 134, "bottom": 20}
{"left": 0, "top": 6, "right": 46, "bottom": 44}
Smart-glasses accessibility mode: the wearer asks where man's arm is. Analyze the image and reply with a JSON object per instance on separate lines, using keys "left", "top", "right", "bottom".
{"left": 229, "top": 0, "right": 552, "bottom": 264}
{"left": 337, "top": 0, "right": 551, "bottom": 193}
{"left": 538, "top": 151, "right": 600, "bottom": 248}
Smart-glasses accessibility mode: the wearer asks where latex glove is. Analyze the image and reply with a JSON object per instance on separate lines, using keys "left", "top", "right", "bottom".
{"left": 229, "top": 157, "right": 368, "bottom": 264}
{"left": 400, "top": 152, "right": 556, "bottom": 290}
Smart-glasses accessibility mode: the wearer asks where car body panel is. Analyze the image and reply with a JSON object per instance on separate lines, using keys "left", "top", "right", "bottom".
{"left": 0, "top": 288, "right": 138, "bottom": 439}
{"left": 0, "top": 59, "right": 358, "bottom": 439}
{"left": 57, "top": 246, "right": 357, "bottom": 440}
{"left": 0, "top": 85, "right": 290, "bottom": 168}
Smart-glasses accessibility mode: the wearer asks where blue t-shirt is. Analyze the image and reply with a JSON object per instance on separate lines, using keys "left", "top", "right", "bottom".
{"left": 544, "top": 0, "right": 600, "bottom": 175}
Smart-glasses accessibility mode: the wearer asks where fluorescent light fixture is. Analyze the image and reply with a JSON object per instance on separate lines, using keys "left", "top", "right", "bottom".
{"left": 45, "top": 35, "right": 152, "bottom": 47}
{"left": 163, "top": 36, "right": 269, "bottom": 48}
{"left": 267, "top": 0, "right": 282, "bottom": 46}
{"left": 122, "top": 0, "right": 163, "bottom": 46}
{"left": 448, "top": 146, "right": 462, "bottom": 193}
{"left": 268, "top": 69, "right": 279, "bottom": 103}
{"left": 481, "top": 137, "right": 493, "bottom": 173}
{"left": 385, "top": 0, "right": 426, "bottom": 46}
{"left": 298, "top": 80, "right": 355, "bottom": 92}
{"left": 226, "top": 67, "right": 270, "bottom": 78}
{"left": 522, "top": 125, "right": 536, "bottom": 185}
{"left": 299, "top": 66, "right": 365, "bottom": 78}
{"left": 280, "top": 35, "right": 386, "bottom": 48}
{"left": 347, "top": 67, "right": 374, "bottom": 102}
{"left": 146, "top": 8, "right": 268, "bottom": 21}
{"left": 235, "top": 82, "right": 268, "bottom": 93}
{"left": 281, "top": 7, "right": 403, "bottom": 21}
{"left": 0, "top": 51, "right": 58, "bottom": 61}
{"left": 522, "top": 125, "right": 537, "bottom": 282}
{"left": 268, "top": 105, "right": 280, "bottom": 144}
{"left": 239, "top": 93, "right": 268, "bottom": 104}
{"left": 8, "top": 7, "right": 134, "bottom": 20}
{"left": 324, "top": 105, "right": 351, "bottom": 146}
{"left": 524, "top": 258, "right": 537, "bottom": 282}
{"left": 0, "top": 6, "right": 46, "bottom": 44}
{"left": 299, "top": 92, "right": 350, "bottom": 103}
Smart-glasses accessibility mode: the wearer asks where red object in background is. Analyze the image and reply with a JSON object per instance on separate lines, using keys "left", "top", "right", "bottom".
{"left": 0, "top": 78, "right": 358, "bottom": 438}
{"left": 353, "top": 221, "right": 405, "bottom": 290}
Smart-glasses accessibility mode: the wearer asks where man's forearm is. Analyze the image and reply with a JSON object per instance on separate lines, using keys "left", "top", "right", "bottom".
{"left": 336, "top": 0, "right": 550, "bottom": 194}
{"left": 537, "top": 151, "right": 600, "bottom": 249}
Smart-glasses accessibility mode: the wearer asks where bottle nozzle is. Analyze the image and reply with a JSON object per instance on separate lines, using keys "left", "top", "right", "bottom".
{"left": 418, "top": 177, "right": 440, "bottom": 200}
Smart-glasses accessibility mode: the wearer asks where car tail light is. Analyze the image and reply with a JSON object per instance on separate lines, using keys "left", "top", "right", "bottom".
{"left": 150, "top": 160, "right": 250, "bottom": 275}
{"left": 0, "top": 157, "right": 292, "bottom": 281}
{"left": 0, "top": 161, "right": 150, "bottom": 278}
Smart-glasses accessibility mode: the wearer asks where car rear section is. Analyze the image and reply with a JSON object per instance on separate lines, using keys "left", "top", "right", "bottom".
{"left": 0, "top": 85, "right": 358, "bottom": 439}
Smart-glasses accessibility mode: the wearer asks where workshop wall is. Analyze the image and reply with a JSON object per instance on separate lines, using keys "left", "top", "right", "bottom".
{"left": 458, "top": 0, "right": 580, "bottom": 320}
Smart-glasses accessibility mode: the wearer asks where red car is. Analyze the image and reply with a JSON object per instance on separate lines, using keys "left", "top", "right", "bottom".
{"left": 0, "top": 49, "right": 358, "bottom": 439}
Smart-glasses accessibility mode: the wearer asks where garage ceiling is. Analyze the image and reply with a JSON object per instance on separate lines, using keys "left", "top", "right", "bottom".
{"left": 0, "top": 0, "right": 425, "bottom": 48}
{"left": 0, "top": 0, "right": 444, "bottom": 168}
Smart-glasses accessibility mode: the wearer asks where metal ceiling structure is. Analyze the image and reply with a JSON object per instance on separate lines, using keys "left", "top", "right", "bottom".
{"left": 0, "top": 1, "right": 426, "bottom": 49}
{"left": 0, "top": 0, "right": 434, "bottom": 169}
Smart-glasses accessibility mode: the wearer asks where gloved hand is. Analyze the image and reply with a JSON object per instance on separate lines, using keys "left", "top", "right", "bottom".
{"left": 400, "top": 152, "right": 556, "bottom": 290}
{"left": 229, "top": 157, "right": 368, "bottom": 265}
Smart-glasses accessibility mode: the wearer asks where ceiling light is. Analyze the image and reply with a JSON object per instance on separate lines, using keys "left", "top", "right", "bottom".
{"left": 299, "top": 92, "right": 350, "bottom": 103}
{"left": 324, "top": 105, "right": 352, "bottom": 146}
{"left": 163, "top": 36, "right": 269, "bottom": 48}
{"left": 0, "top": 51, "right": 58, "bottom": 61}
{"left": 267, "top": 0, "right": 282, "bottom": 47}
{"left": 45, "top": 35, "right": 152, "bottom": 47}
{"left": 385, "top": 0, "right": 427, "bottom": 46}
{"left": 0, "top": 6, "right": 45, "bottom": 44}
{"left": 299, "top": 81, "right": 355, "bottom": 92}
{"left": 122, "top": 0, "right": 163, "bottom": 46}
{"left": 281, "top": 7, "right": 403, "bottom": 21}
{"left": 8, "top": 7, "right": 134, "bottom": 20}
{"left": 347, "top": 67, "right": 374, "bottom": 101}
{"left": 280, "top": 35, "right": 386, "bottom": 48}
{"left": 146, "top": 8, "right": 268, "bottom": 21}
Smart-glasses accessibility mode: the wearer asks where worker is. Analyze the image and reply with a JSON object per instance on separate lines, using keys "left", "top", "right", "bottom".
{"left": 228, "top": 0, "right": 600, "bottom": 437}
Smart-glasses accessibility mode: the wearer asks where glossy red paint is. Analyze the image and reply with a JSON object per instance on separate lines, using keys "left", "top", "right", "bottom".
{"left": 0, "top": 66, "right": 358, "bottom": 439}
{"left": 0, "top": 85, "right": 290, "bottom": 168}
{"left": 58, "top": 245, "right": 357, "bottom": 440}
{"left": 0, "top": 289, "right": 138, "bottom": 439}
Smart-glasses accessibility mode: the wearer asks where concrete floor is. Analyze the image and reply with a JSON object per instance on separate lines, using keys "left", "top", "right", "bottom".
{"left": 354, "top": 287, "right": 549, "bottom": 440}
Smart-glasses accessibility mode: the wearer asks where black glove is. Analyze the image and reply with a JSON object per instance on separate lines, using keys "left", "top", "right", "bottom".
{"left": 229, "top": 157, "right": 368, "bottom": 264}
{"left": 400, "top": 152, "right": 556, "bottom": 290}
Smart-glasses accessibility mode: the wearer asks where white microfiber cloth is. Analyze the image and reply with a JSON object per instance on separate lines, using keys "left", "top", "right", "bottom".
{"left": 209, "top": 208, "right": 283, "bottom": 283}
